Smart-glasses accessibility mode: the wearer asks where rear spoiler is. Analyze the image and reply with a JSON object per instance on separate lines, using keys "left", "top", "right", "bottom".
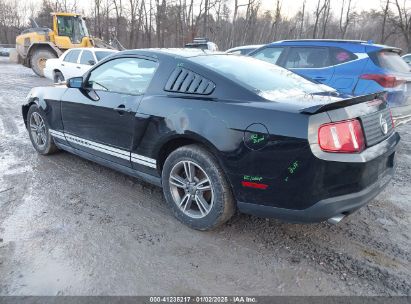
{"left": 300, "top": 92, "right": 386, "bottom": 114}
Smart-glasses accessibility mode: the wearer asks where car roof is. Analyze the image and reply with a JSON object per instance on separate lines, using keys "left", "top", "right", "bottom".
{"left": 68, "top": 48, "right": 117, "bottom": 52}
{"left": 226, "top": 45, "right": 264, "bottom": 52}
{"left": 267, "top": 39, "right": 400, "bottom": 52}
{"left": 119, "top": 48, "right": 224, "bottom": 58}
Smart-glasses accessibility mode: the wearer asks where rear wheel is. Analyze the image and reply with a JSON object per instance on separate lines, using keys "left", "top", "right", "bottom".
{"left": 162, "top": 145, "right": 235, "bottom": 230}
{"left": 27, "top": 105, "right": 58, "bottom": 155}
{"left": 53, "top": 70, "right": 65, "bottom": 83}
{"left": 31, "top": 49, "right": 56, "bottom": 77}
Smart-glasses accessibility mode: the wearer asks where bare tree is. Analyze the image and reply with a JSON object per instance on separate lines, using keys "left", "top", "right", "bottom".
{"left": 270, "top": 0, "right": 282, "bottom": 41}
{"left": 393, "top": 0, "right": 411, "bottom": 51}
{"left": 380, "top": 0, "right": 390, "bottom": 42}
{"left": 320, "top": 0, "right": 331, "bottom": 38}
{"left": 339, "top": 0, "right": 353, "bottom": 39}
{"left": 2, "top": 0, "right": 410, "bottom": 52}
{"left": 298, "top": 0, "right": 306, "bottom": 38}
{"left": 312, "top": 0, "right": 327, "bottom": 38}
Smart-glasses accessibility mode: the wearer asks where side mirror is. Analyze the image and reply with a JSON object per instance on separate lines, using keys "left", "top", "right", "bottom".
{"left": 88, "top": 60, "right": 96, "bottom": 66}
{"left": 67, "top": 77, "right": 84, "bottom": 89}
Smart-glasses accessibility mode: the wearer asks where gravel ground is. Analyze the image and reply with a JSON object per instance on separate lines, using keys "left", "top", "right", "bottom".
{"left": 0, "top": 57, "right": 410, "bottom": 296}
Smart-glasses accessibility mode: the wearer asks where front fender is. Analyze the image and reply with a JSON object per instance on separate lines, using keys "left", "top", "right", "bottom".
{"left": 22, "top": 86, "right": 67, "bottom": 130}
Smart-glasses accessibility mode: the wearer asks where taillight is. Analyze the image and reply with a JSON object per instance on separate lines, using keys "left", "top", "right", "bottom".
{"left": 318, "top": 119, "right": 365, "bottom": 153}
{"left": 360, "top": 74, "right": 405, "bottom": 88}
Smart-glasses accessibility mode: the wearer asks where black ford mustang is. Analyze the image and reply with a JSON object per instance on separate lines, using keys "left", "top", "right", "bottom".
{"left": 23, "top": 49, "right": 400, "bottom": 230}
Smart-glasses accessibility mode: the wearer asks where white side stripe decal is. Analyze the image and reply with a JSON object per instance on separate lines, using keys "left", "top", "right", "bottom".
{"left": 49, "top": 129, "right": 65, "bottom": 140}
{"left": 131, "top": 157, "right": 157, "bottom": 168}
{"left": 49, "top": 129, "right": 157, "bottom": 168}
{"left": 64, "top": 133, "right": 130, "bottom": 160}
{"left": 131, "top": 153, "right": 156, "bottom": 164}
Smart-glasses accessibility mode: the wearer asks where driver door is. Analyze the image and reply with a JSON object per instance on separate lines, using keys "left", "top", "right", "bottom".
{"left": 60, "top": 56, "right": 158, "bottom": 167}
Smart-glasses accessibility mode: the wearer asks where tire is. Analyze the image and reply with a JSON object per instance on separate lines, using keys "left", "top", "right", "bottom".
{"left": 30, "top": 49, "right": 56, "bottom": 77}
{"left": 162, "top": 144, "right": 235, "bottom": 230}
{"left": 27, "top": 104, "right": 58, "bottom": 155}
{"left": 53, "top": 70, "right": 65, "bottom": 83}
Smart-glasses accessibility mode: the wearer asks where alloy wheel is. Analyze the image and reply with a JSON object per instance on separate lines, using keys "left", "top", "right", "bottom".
{"left": 169, "top": 160, "right": 214, "bottom": 219}
{"left": 29, "top": 112, "right": 47, "bottom": 149}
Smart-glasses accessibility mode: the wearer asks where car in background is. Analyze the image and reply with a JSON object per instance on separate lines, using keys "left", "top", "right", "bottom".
{"left": 44, "top": 48, "right": 117, "bottom": 83}
{"left": 226, "top": 44, "right": 264, "bottom": 55}
{"left": 0, "top": 47, "right": 12, "bottom": 57}
{"left": 185, "top": 37, "right": 218, "bottom": 51}
{"left": 249, "top": 40, "right": 411, "bottom": 122}
{"left": 402, "top": 53, "right": 411, "bottom": 66}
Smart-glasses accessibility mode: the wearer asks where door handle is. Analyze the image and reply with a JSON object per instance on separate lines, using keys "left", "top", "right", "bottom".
{"left": 61, "top": 63, "right": 65, "bottom": 66}
{"left": 76, "top": 66, "right": 81, "bottom": 69}
{"left": 113, "top": 105, "right": 131, "bottom": 113}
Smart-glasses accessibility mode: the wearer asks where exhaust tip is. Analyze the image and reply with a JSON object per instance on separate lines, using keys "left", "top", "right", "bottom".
{"left": 327, "top": 214, "right": 345, "bottom": 225}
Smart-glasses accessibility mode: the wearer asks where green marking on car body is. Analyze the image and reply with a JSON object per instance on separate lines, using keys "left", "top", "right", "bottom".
{"left": 288, "top": 161, "right": 299, "bottom": 174}
{"left": 284, "top": 161, "right": 299, "bottom": 182}
{"left": 243, "top": 175, "right": 263, "bottom": 182}
{"left": 250, "top": 134, "right": 264, "bottom": 144}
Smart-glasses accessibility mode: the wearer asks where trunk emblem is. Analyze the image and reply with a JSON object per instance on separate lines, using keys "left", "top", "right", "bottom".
{"left": 380, "top": 114, "right": 388, "bottom": 135}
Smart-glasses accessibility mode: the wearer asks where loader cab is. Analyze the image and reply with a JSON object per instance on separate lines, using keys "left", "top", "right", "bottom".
{"left": 53, "top": 13, "right": 90, "bottom": 47}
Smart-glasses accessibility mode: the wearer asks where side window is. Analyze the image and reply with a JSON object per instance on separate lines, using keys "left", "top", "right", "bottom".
{"left": 80, "top": 50, "right": 95, "bottom": 65}
{"left": 63, "top": 51, "right": 73, "bottom": 62}
{"left": 57, "top": 16, "right": 72, "bottom": 37}
{"left": 87, "top": 57, "right": 158, "bottom": 95}
{"left": 252, "top": 47, "right": 284, "bottom": 65}
{"left": 239, "top": 48, "right": 253, "bottom": 55}
{"left": 403, "top": 55, "right": 411, "bottom": 65}
{"left": 63, "top": 50, "right": 81, "bottom": 63}
{"left": 284, "top": 47, "right": 330, "bottom": 68}
{"left": 330, "top": 47, "right": 358, "bottom": 65}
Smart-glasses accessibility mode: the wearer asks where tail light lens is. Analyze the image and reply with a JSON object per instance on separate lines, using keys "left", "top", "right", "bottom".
{"left": 360, "top": 74, "right": 406, "bottom": 88}
{"left": 318, "top": 119, "right": 365, "bottom": 153}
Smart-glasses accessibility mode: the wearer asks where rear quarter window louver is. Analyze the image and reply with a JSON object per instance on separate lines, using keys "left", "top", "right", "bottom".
{"left": 164, "top": 67, "right": 215, "bottom": 95}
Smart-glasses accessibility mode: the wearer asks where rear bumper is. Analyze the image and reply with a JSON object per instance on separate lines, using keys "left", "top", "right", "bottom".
{"left": 237, "top": 163, "right": 395, "bottom": 223}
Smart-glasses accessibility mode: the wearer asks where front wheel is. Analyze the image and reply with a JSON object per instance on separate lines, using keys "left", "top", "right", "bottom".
{"left": 27, "top": 105, "right": 58, "bottom": 155}
{"left": 162, "top": 145, "right": 235, "bottom": 230}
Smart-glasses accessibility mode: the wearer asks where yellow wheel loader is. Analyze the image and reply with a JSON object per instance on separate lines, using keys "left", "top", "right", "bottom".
{"left": 15, "top": 12, "right": 114, "bottom": 77}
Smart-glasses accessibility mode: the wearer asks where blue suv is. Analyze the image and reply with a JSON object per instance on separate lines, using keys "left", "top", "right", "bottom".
{"left": 249, "top": 39, "right": 411, "bottom": 120}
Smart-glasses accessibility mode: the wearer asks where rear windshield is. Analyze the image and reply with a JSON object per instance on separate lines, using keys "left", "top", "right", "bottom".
{"left": 188, "top": 55, "right": 335, "bottom": 101}
{"left": 371, "top": 50, "right": 410, "bottom": 73}
{"left": 95, "top": 51, "right": 115, "bottom": 61}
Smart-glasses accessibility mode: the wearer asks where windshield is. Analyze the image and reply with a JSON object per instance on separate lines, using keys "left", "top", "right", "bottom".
{"left": 188, "top": 55, "right": 335, "bottom": 101}
{"left": 95, "top": 51, "right": 115, "bottom": 61}
{"left": 57, "top": 16, "right": 88, "bottom": 44}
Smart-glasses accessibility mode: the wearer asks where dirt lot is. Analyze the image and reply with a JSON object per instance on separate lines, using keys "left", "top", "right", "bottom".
{"left": 0, "top": 57, "right": 410, "bottom": 296}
